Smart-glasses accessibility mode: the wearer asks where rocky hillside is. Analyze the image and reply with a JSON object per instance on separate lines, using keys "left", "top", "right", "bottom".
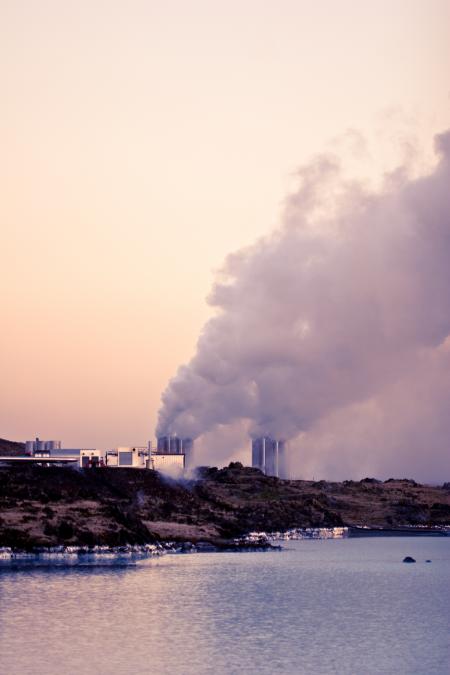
{"left": 0, "top": 438, "right": 25, "bottom": 456}
{"left": 1, "top": 462, "right": 450, "bottom": 550}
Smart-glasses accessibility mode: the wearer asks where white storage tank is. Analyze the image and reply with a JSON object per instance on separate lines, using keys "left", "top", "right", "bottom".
{"left": 25, "top": 441, "right": 35, "bottom": 455}
{"left": 45, "top": 440, "right": 62, "bottom": 451}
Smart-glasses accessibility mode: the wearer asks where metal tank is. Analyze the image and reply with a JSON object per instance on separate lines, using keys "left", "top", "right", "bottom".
{"left": 25, "top": 441, "right": 35, "bottom": 455}
{"left": 45, "top": 440, "right": 62, "bottom": 451}
{"left": 251, "top": 437, "right": 286, "bottom": 478}
{"left": 157, "top": 436, "right": 193, "bottom": 463}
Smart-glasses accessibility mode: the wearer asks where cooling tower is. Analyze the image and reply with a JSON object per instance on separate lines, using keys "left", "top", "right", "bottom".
{"left": 252, "top": 437, "right": 286, "bottom": 478}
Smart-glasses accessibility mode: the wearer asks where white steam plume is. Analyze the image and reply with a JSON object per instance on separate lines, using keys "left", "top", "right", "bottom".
{"left": 157, "top": 130, "right": 450, "bottom": 480}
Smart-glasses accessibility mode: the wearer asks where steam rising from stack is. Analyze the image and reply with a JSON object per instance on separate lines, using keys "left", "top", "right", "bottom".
{"left": 156, "top": 435, "right": 193, "bottom": 466}
{"left": 157, "top": 130, "right": 450, "bottom": 480}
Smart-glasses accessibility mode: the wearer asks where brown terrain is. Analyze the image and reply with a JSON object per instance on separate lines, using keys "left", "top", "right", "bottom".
{"left": 0, "top": 460, "right": 449, "bottom": 551}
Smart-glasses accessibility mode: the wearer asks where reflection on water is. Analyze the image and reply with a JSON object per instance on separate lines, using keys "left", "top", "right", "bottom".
{"left": 0, "top": 538, "right": 449, "bottom": 675}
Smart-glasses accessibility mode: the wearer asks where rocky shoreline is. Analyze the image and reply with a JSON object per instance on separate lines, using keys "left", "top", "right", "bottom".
{"left": 0, "top": 536, "right": 280, "bottom": 563}
{"left": 0, "top": 528, "right": 350, "bottom": 563}
{"left": 2, "top": 524, "right": 449, "bottom": 565}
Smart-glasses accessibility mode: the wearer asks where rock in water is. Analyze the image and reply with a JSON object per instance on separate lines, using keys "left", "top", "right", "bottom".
{"left": 403, "top": 556, "right": 416, "bottom": 563}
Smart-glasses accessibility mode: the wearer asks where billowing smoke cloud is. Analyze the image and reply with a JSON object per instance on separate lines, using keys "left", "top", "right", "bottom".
{"left": 157, "top": 130, "right": 450, "bottom": 481}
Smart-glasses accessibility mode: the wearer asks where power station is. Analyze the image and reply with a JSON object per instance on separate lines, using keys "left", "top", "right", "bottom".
{"left": 252, "top": 436, "right": 286, "bottom": 478}
{"left": 25, "top": 438, "right": 62, "bottom": 455}
{"left": 157, "top": 435, "right": 193, "bottom": 465}
{"left": 16, "top": 433, "right": 289, "bottom": 477}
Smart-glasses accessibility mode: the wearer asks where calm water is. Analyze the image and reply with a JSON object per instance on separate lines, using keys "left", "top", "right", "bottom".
{"left": 0, "top": 538, "right": 449, "bottom": 675}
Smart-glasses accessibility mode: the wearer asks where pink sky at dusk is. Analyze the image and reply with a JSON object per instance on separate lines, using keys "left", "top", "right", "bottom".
{"left": 1, "top": 1, "right": 449, "bottom": 478}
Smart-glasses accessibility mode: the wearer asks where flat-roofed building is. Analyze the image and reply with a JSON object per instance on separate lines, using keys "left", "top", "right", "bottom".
{"left": 151, "top": 453, "right": 185, "bottom": 472}
{"left": 116, "top": 446, "right": 147, "bottom": 468}
{"left": 79, "top": 449, "right": 106, "bottom": 468}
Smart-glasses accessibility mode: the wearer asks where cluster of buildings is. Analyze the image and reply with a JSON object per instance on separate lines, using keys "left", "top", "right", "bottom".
{"left": 25, "top": 439, "right": 61, "bottom": 454}
{"left": 16, "top": 435, "right": 287, "bottom": 478}
{"left": 23, "top": 436, "right": 193, "bottom": 472}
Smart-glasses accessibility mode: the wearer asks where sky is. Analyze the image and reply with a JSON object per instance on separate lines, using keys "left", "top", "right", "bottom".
{"left": 1, "top": 1, "right": 450, "bottom": 476}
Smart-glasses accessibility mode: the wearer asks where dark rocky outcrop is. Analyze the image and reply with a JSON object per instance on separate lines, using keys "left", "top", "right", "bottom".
{"left": 0, "top": 462, "right": 449, "bottom": 551}
{"left": 0, "top": 438, "right": 25, "bottom": 456}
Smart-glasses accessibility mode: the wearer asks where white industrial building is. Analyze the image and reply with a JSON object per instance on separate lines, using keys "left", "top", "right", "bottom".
{"left": 80, "top": 444, "right": 185, "bottom": 472}
{"left": 151, "top": 453, "right": 184, "bottom": 472}
{"left": 26, "top": 438, "right": 94, "bottom": 463}
{"left": 103, "top": 446, "right": 148, "bottom": 468}
{"left": 79, "top": 449, "right": 106, "bottom": 468}
{"left": 22, "top": 437, "right": 186, "bottom": 473}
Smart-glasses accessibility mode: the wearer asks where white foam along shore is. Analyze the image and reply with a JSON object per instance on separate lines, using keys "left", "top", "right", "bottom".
{"left": 0, "top": 528, "right": 350, "bottom": 562}
{"left": 241, "top": 527, "right": 349, "bottom": 543}
{"left": 0, "top": 542, "right": 184, "bottom": 562}
{"left": 0, "top": 540, "right": 270, "bottom": 562}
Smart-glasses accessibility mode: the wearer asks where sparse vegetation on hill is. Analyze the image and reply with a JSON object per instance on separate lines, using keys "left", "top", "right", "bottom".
{"left": 0, "top": 438, "right": 25, "bottom": 456}
{"left": 0, "top": 461, "right": 449, "bottom": 551}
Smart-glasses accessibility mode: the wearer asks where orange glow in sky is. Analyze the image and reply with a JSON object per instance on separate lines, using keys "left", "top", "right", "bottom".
{"left": 1, "top": 0, "right": 449, "bottom": 449}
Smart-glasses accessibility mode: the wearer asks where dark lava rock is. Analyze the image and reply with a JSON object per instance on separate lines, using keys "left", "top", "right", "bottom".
{"left": 2, "top": 461, "right": 450, "bottom": 551}
{"left": 180, "top": 541, "right": 196, "bottom": 553}
{"left": 195, "top": 541, "right": 218, "bottom": 552}
{"left": 403, "top": 556, "right": 416, "bottom": 563}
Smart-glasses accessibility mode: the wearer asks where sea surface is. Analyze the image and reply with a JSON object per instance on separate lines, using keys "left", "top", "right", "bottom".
{"left": 0, "top": 537, "right": 449, "bottom": 675}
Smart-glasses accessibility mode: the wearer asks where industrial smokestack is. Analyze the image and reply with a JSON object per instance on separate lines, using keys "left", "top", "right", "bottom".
{"left": 252, "top": 437, "right": 285, "bottom": 477}
{"left": 156, "top": 435, "right": 194, "bottom": 466}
